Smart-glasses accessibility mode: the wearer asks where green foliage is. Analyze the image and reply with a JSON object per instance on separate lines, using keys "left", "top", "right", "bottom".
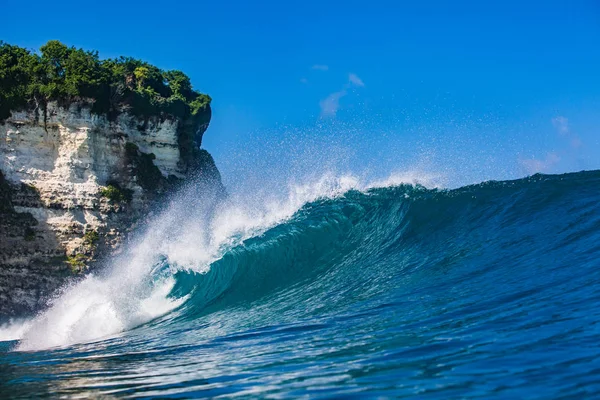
{"left": 0, "top": 40, "right": 211, "bottom": 122}
{"left": 65, "top": 254, "right": 86, "bottom": 273}
{"left": 100, "top": 183, "right": 132, "bottom": 203}
{"left": 83, "top": 230, "right": 99, "bottom": 245}
{"left": 0, "top": 43, "right": 36, "bottom": 120}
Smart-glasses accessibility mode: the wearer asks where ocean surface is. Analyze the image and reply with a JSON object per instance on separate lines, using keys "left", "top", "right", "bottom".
{"left": 1, "top": 170, "right": 600, "bottom": 398}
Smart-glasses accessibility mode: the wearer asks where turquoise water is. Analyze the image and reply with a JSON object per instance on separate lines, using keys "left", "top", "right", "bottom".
{"left": 1, "top": 170, "right": 600, "bottom": 398}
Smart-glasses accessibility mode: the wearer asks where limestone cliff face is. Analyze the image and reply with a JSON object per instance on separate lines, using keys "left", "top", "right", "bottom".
{"left": 0, "top": 102, "right": 220, "bottom": 316}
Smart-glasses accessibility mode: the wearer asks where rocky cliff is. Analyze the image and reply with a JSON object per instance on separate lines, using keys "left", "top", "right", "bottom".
{"left": 0, "top": 101, "right": 221, "bottom": 317}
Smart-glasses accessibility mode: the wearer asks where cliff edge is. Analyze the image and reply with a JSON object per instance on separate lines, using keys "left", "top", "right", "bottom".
{"left": 0, "top": 41, "right": 222, "bottom": 317}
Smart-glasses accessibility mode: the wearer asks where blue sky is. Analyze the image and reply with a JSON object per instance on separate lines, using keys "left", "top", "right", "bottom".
{"left": 2, "top": 0, "right": 599, "bottom": 189}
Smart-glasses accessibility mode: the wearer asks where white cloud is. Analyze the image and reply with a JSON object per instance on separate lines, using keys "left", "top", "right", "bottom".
{"left": 348, "top": 73, "right": 364, "bottom": 87}
{"left": 520, "top": 152, "right": 560, "bottom": 175}
{"left": 311, "top": 64, "right": 329, "bottom": 71}
{"left": 319, "top": 90, "right": 347, "bottom": 117}
{"left": 518, "top": 116, "right": 585, "bottom": 175}
{"left": 318, "top": 72, "right": 366, "bottom": 118}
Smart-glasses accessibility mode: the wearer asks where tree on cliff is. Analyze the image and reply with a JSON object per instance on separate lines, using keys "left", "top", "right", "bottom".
{"left": 0, "top": 40, "right": 211, "bottom": 122}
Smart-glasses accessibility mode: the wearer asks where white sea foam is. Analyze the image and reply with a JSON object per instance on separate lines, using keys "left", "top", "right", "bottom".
{"left": 2, "top": 169, "right": 441, "bottom": 351}
{"left": 0, "top": 319, "right": 33, "bottom": 342}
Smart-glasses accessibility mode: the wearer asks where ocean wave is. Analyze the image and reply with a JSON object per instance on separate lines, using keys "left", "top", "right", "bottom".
{"left": 9, "top": 170, "right": 600, "bottom": 354}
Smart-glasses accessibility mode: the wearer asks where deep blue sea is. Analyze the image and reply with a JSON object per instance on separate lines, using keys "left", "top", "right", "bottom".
{"left": 1, "top": 170, "right": 600, "bottom": 398}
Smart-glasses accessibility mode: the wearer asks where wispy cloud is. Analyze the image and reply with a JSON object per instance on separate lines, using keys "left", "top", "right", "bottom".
{"left": 311, "top": 64, "right": 329, "bottom": 71}
{"left": 520, "top": 152, "right": 561, "bottom": 175}
{"left": 319, "top": 73, "right": 366, "bottom": 118}
{"left": 521, "top": 152, "right": 560, "bottom": 175}
{"left": 519, "top": 116, "right": 584, "bottom": 175}
{"left": 348, "top": 73, "right": 364, "bottom": 87}
{"left": 300, "top": 77, "right": 308, "bottom": 84}
{"left": 319, "top": 90, "right": 347, "bottom": 117}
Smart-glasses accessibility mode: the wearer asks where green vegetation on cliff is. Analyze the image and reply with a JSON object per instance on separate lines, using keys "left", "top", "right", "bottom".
{"left": 65, "top": 254, "right": 87, "bottom": 273}
{"left": 0, "top": 40, "right": 211, "bottom": 124}
{"left": 100, "top": 182, "right": 133, "bottom": 203}
{"left": 83, "top": 230, "right": 99, "bottom": 246}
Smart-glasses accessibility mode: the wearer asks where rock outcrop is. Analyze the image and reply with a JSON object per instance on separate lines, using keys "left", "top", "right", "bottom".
{"left": 0, "top": 101, "right": 221, "bottom": 316}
